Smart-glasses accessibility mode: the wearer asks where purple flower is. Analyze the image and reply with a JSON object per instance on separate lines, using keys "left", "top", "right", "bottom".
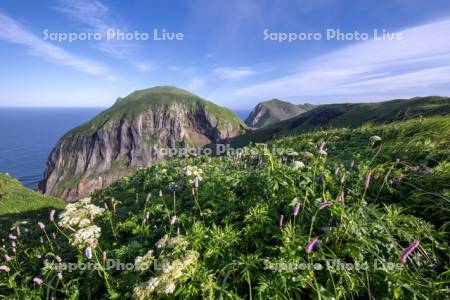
{"left": 279, "top": 214, "right": 284, "bottom": 227}
{"left": 319, "top": 201, "right": 333, "bottom": 210}
{"left": 38, "top": 222, "right": 45, "bottom": 230}
{"left": 0, "top": 265, "right": 10, "bottom": 273}
{"left": 306, "top": 236, "right": 320, "bottom": 253}
{"left": 364, "top": 170, "right": 372, "bottom": 192}
{"left": 85, "top": 247, "right": 93, "bottom": 260}
{"left": 315, "top": 174, "right": 323, "bottom": 183}
{"left": 400, "top": 240, "right": 420, "bottom": 264}
{"left": 49, "top": 210, "right": 56, "bottom": 222}
{"left": 293, "top": 203, "right": 301, "bottom": 217}
{"left": 33, "top": 277, "right": 44, "bottom": 285}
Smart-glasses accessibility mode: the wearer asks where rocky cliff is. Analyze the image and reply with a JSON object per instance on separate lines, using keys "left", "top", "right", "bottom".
{"left": 38, "top": 86, "right": 246, "bottom": 201}
{"left": 245, "top": 99, "right": 307, "bottom": 128}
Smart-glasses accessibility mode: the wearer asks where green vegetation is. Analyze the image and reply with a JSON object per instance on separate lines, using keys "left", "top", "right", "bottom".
{"left": 0, "top": 173, "right": 64, "bottom": 236}
{"left": 66, "top": 86, "right": 245, "bottom": 137}
{"left": 1, "top": 114, "right": 449, "bottom": 299}
{"left": 233, "top": 96, "right": 450, "bottom": 146}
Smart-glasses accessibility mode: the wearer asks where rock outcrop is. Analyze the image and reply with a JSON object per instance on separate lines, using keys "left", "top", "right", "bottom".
{"left": 38, "top": 86, "right": 246, "bottom": 201}
{"left": 245, "top": 99, "right": 309, "bottom": 128}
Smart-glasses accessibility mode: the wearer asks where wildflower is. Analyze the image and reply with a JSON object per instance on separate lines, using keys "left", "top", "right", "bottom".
{"left": 400, "top": 240, "right": 420, "bottom": 264}
{"left": 364, "top": 170, "right": 372, "bottom": 191}
{"left": 36, "top": 254, "right": 42, "bottom": 259}
{"left": 8, "top": 234, "right": 17, "bottom": 240}
{"left": 293, "top": 203, "right": 301, "bottom": 217}
{"left": 72, "top": 225, "right": 101, "bottom": 249}
{"left": 318, "top": 149, "right": 328, "bottom": 156}
{"left": 350, "top": 160, "right": 355, "bottom": 169}
{"left": 335, "top": 167, "right": 340, "bottom": 175}
{"left": 4, "top": 254, "right": 11, "bottom": 261}
{"left": 57, "top": 273, "right": 63, "bottom": 280}
{"left": 319, "top": 142, "right": 325, "bottom": 151}
{"left": 40, "top": 237, "right": 44, "bottom": 244}
{"left": 55, "top": 256, "right": 62, "bottom": 263}
{"left": 16, "top": 226, "right": 21, "bottom": 237}
{"left": 146, "top": 193, "right": 151, "bottom": 202}
{"left": 370, "top": 135, "right": 382, "bottom": 146}
{"left": 336, "top": 191, "right": 345, "bottom": 204}
{"left": 52, "top": 233, "right": 56, "bottom": 239}
{"left": 340, "top": 174, "right": 346, "bottom": 184}
{"left": 85, "top": 247, "right": 93, "bottom": 260}
{"left": 135, "top": 250, "right": 155, "bottom": 271}
{"left": 279, "top": 214, "right": 284, "bottom": 227}
{"left": 291, "top": 161, "right": 305, "bottom": 170}
{"left": 193, "top": 176, "right": 200, "bottom": 189}
{"left": 49, "top": 210, "right": 56, "bottom": 222}
{"left": 0, "top": 265, "right": 10, "bottom": 273}
{"left": 144, "top": 211, "right": 150, "bottom": 222}
{"left": 38, "top": 222, "right": 45, "bottom": 230}
{"left": 319, "top": 201, "right": 333, "bottom": 210}
{"left": 33, "top": 277, "right": 44, "bottom": 285}
{"left": 169, "top": 215, "right": 177, "bottom": 225}
{"left": 306, "top": 236, "right": 320, "bottom": 253}
{"left": 159, "top": 190, "right": 163, "bottom": 198}
{"left": 102, "top": 251, "right": 107, "bottom": 261}
{"left": 316, "top": 174, "right": 323, "bottom": 183}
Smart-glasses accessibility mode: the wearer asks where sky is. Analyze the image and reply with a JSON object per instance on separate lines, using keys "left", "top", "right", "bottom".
{"left": 0, "top": 0, "right": 450, "bottom": 109}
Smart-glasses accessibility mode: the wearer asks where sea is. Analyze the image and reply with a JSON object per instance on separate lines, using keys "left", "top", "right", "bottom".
{"left": 0, "top": 108, "right": 250, "bottom": 189}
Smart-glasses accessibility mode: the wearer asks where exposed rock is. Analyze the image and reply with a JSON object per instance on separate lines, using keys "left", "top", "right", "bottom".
{"left": 37, "top": 86, "right": 246, "bottom": 202}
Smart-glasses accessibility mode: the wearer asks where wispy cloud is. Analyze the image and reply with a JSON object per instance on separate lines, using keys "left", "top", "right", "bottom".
{"left": 0, "top": 12, "right": 116, "bottom": 81}
{"left": 236, "top": 18, "right": 450, "bottom": 102}
{"left": 213, "top": 67, "right": 256, "bottom": 80}
{"left": 185, "top": 77, "right": 206, "bottom": 92}
{"left": 53, "top": 0, "right": 153, "bottom": 70}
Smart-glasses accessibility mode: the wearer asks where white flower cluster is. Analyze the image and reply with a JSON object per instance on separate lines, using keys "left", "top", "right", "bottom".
{"left": 156, "top": 234, "right": 188, "bottom": 250}
{"left": 58, "top": 198, "right": 105, "bottom": 230}
{"left": 290, "top": 161, "right": 305, "bottom": 170}
{"left": 58, "top": 198, "right": 105, "bottom": 248}
{"left": 133, "top": 235, "right": 199, "bottom": 299}
{"left": 72, "top": 225, "right": 101, "bottom": 248}
{"left": 183, "top": 165, "right": 203, "bottom": 180}
{"left": 134, "top": 250, "right": 155, "bottom": 272}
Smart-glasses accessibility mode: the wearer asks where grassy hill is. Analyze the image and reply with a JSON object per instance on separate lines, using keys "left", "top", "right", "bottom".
{"left": 0, "top": 115, "right": 449, "bottom": 299}
{"left": 0, "top": 173, "right": 64, "bottom": 235}
{"left": 245, "top": 99, "right": 307, "bottom": 128}
{"left": 232, "top": 96, "right": 450, "bottom": 146}
{"left": 66, "top": 86, "right": 246, "bottom": 137}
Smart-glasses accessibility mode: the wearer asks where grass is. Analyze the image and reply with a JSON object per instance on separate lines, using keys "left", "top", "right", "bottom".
{"left": 0, "top": 115, "right": 449, "bottom": 299}
{"left": 65, "top": 86, "right": 246, "bottom": 137}
{"left": 0, "top": 173, "right": 65, "bottom": 236}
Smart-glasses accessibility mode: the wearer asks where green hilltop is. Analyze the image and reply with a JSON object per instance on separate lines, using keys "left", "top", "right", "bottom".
{"left": 66, "top": 86, "right": 246, "bottom": 137}
{"left": 232, "top": 96, "right": 450, "bottom": 146}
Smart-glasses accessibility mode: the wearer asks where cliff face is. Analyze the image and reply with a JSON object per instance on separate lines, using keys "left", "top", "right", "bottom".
{"left": 38, "top": 87, "right": 246, "bottom": 202}
{"left": 245, "top": 99, "right": 306, "bottom": 128}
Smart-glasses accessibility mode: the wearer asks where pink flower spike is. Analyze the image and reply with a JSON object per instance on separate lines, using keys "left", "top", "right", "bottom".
{"left": 0, "top": 265, "right": 10, "bottom": 273}
{"left": 293, "top": 203, "right": 301, "bottom": 217}
{"left": 38, "top": 222, "right": 45, "bottom": 230}
{"left": 364, "top": 170, "right": 372, "bottom": 192}
{"left": 4, "top": 254, "right": 11, "bottom": 261}
{"left": 279, "top": 214, "right": 284, "bottom": 227}
{"left": 33, "top": 277, "right": 44, "bottom": 285}
{"left": 57, "top": 273, "right": 63, "bottom": 280}
{"left": 170, "top": 215, "right": 177, "bottom": 225}
{"left": 400, "top": 240, "right": 421, "bottom": 264}
{"left": 306, "top": 236, "right": 320, "bottom": 253}
{"left": 319, "top": 201, "right": 333, "bottom": 210}
{"left": 85, "top": 247, "right": 93, "bottom": 260}
{"left": 8, "top": 234, "right": 17, "bottom": 240}
{"left": 49, "top": 210, "right": 56, "bottom": 222}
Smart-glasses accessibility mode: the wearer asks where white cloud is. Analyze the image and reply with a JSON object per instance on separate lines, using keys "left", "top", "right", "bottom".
{"left": 53, "top": 0, "right": 152, "bottom": 71}
{"left": 236, "top": 18, "right": 450, "bottom": 102}
{"left": 212, "top": 67, "right": 256, "bottom": 80}
{"left": 0, "top": 12, "right": 116, "bottom": 80}
{"left": 186, "top": 77, "right": 206, "bottom": 92}
{"left": 134, "top": 62, "right": 154, "bottom": 72}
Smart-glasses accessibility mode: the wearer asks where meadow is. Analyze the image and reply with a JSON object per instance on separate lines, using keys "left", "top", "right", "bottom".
{"left": 0, "top": 116, "right": 449, "bottom": 299}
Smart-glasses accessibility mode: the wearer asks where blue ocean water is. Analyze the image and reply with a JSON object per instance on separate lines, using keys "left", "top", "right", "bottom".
{"left": 0, "top": 108, "right": 249, "bottom": 189}
{"left": 0, "top": 108, "right": 103, "bottom": 189}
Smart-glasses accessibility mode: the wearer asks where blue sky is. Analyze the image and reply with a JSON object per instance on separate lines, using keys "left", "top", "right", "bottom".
{"left": 0, "top": 0, "right": 450, "bottom": 109}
